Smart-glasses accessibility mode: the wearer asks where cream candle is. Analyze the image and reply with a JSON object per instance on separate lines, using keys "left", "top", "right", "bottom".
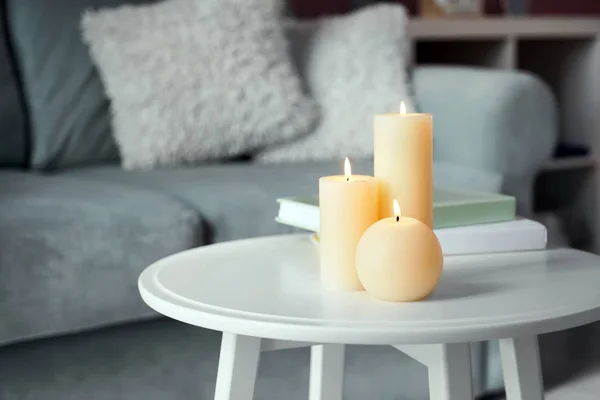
{"left": 319, "top": 158, "right": 378, "bottom": 291}
{"left": 374, "top": 102, "right": 433, "bottom": 228}
{"left": 356, "top": 200, "right": 443, "bottom": 302}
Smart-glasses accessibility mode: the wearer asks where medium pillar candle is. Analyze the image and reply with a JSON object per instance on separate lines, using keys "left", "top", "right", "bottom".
{"left": 319, "top": 158, "right": 378, "bottom": 291}
{"left": 374, "top": 102, "right": 433, "bottom": 228}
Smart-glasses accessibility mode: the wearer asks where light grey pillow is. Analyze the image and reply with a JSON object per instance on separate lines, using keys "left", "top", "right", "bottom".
{"left": 257, "top": 4, "right": 415, "bottom": 163}
{"left": 81, "top": 0, "right": 318, "bottom": 169}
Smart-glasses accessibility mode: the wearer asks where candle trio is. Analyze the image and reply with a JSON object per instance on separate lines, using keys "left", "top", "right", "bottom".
{"left": 318, "top": 102, "right": 443, "bottom": 302}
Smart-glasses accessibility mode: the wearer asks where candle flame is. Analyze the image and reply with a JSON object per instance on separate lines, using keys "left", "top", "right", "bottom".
{"left": 393, "top": 199, "right": 401, "bottom": 221}
{"left": 400, "top": 101, "right": 407, "bottom": 116}
{"left": 344, "top": 157, "right": 351, "bottom": 181}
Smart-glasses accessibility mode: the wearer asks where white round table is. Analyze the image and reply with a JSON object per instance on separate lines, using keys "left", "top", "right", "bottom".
{"left": 138, "top": 235, "right": 600, "bottom": 400}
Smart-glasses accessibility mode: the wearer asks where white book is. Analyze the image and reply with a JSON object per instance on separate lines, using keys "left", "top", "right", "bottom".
{"left": 434, "top": 218, "right": 547, "bottom": 255}
{"left": 301, "top": 219, "right": 547, "bottom": 256}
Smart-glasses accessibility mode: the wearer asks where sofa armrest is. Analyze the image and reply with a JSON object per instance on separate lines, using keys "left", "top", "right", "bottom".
{"left": 413, "top": 66, "right": 559, "bottom": 213}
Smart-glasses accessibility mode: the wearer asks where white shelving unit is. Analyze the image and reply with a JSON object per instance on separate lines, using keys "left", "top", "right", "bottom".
{"left": 407, "top": 17, "right": 600, "bottom": 250}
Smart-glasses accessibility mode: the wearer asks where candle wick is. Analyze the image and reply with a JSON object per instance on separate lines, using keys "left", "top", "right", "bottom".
{"left": 396, "top": 216, "right": 399, "bottom": 222}
{"left": 346, "top": 177, "right": 350, "bottom": 182}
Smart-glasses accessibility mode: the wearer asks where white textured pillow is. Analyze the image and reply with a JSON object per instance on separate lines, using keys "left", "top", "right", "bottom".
{"left": 82, "top": 0, "right": 318, "bottom": 169}
{"left": 258, "top": 4, "right": 415, "bottom": 163}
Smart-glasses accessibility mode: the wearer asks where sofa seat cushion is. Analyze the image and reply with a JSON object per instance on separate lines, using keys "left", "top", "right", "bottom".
{"left": 60, "top": 162, "right": 334, "bottom": 243}
{"left": 60, "top": 160, "right": 502, "bottom": 244}
{"left": 0, "top": 171, "right": 203, "bottom": 346}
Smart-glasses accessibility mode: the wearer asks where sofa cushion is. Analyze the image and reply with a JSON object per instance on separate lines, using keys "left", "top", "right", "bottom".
{"left": 0, "top": 4, "right": 27, "bottom": 167}
{"left": 258, "top": 4, "right": 415, "bottom": 163}
{"left": 0, "top": 171, "right": 203, "bottom": 346}
{"left": 81, "top": 0, "right": 318, "bottom": 170}
{"left": 60, "top": 160, "right": 502, "bottom": 244}
{"left": 5, "top": 0, "right": 161, "bottom": 170}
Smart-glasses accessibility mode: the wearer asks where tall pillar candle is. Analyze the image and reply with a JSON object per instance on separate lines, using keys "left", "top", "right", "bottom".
{"left": 319, "top": 158, "right": 378, "bottom": 291}
{"left": 374, "top": 102, "right": 433, "bottom": 228}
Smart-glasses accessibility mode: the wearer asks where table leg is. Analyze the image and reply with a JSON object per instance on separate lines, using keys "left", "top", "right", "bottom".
{"left": 214, "top": 332, "right": 261, "bottom": 400}
{"left": 309, "top": 344, "right": 345, "bottom": 400}
{"left": 428, "top": 343, "right": 473, "bottom": 400}
{"left": 499, "top": 336, "right": 544, "bottom": 400}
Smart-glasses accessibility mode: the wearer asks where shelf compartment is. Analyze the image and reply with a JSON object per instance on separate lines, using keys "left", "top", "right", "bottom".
{"left": 518, "top": 38, "right": 599, "bottom": 149}
{"left": 542, "top": 155, "right": 597, "bottom": 172}
{"left": 416, "top": 39, "right": 512, "bottom": 68}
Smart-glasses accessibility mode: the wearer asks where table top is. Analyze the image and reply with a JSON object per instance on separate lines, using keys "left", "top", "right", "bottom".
{"left": 138, "top": 235, "right": 600, "bottom": 345}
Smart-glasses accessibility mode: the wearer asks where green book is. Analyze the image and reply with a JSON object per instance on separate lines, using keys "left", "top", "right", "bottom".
{"left": 276, "top": 188, "right": 516, "bottom": 232}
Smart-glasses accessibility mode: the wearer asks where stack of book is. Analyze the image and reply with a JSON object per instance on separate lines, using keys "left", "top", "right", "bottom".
{"left": 276, "top": 188, "right": 546, "bottom": 255}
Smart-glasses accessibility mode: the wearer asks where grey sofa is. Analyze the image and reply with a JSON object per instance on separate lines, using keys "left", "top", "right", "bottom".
{"left": 0, "top": 1, "right": 561, "bottom": 399}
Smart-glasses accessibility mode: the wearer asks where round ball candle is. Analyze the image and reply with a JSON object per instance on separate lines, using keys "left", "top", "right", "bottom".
{"left": 319, "top": 158, "right": 378, "bottom": 291}
{"left": 356, "top": 200, "right": 443, "bottom": 302}
{"left": 374, "top": 102, "right": 433, "bottom": 228}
